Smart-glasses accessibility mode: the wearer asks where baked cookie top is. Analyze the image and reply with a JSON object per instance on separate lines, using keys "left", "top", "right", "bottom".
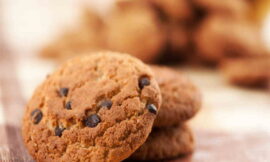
{"left": 22, "top": 52, "right": 161, "bottom": 162}
{"left": 151, "top": 66, "right": 202, "bottom": 127}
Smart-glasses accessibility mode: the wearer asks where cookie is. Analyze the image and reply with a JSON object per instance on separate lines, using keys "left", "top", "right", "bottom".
{"left": 22, "top": 52, "right": 162, "bottom": 162}
{"left": 192, "top": 0, "right": 249, "bottom": 19}
{"left": 105, "top": 0, "right": 165, "bottom": 63}
{"left": 151, "top": 66, "right": 202, "bottom": 127}
{"left": 194, "top": 15, "right": 265, "bottom": 64}
{"left": 40, "top": 8, "right": 105, "bottom": 62}
{"left": 147, "top": 0, "right": 194, "bottom": 22}
{"left": 165, "top": 23, "right": 192, "bottom": 62}
{"left": 130, "top": 124, "right": 194, "bottom": 161}
{"left": 220, "top": 56, "right": 270, "bottom": 87}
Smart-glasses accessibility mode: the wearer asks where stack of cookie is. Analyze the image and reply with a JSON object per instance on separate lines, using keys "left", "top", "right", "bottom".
{"left": 22, "top": 52, "right": 202, "bottom": 161}
{"left": 40, "top": 0, "right": 267, "bottom": 64}
{"left": 192, "top": 0, "right": 267, "bottom": 64}
{"left": 130, "top": 66, "right": 202, "bottom": 161}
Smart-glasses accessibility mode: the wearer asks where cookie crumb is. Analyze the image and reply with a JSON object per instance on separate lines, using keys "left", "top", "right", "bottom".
{"left": 84, "top": 114, "right": 101, "bottom": 127}
{"left": 146, "top": 104, "right": 157, "bottom": 114}
{"left": 30, "top": 109, "right": 43, "bottom": 124}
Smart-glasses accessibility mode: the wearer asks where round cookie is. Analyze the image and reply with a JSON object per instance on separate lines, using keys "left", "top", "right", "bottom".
{"left": 192, "top": 0, "right": 249, "bottom": 19}
{"left": 166, "top": 23, "right": 191, "bottom": 61}
{"left": 130, "top": 124, "right": 194, "bottom": 161}
{"left": 147, "top": 0, "right": 194, "bottom": 22}
{"left": 151, "top": 66, "right": 202, "bottom": 127}
{"left": 22, "top": 52, "right": 162, "bottom": 162}
{"left": 194, "top": 15, "right": 265, "bottom": 64}
{"left": 105, "top": 0, "right": 165, "bottom": 63}
{"left": 40, "top": 8, "right": 105, "bottom": 62}
{"left": 220, "top": 56, "right": 270, "bottom": 87}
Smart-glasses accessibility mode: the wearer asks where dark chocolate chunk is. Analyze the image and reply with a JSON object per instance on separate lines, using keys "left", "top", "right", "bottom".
{"left": 84, "top": 114, "right": 101, "bottom": 128}
{"left": 59, "top": 88, "right": 69, "bottom": 97}
{"left": 99, "top": 100, "right": 112, "bottom": 109}
{"left": 55, "top": 126, "right": 65, "bottom": 137}
{"left": 31, "top": 109, "right": 43, "bottom": 124}
{"left": 146, "top": 104, "right": 157, "bottom": 114}
{"left": 65, "top": 101, "right": 72, "bottom": 110}
{"left": 139, "top": 76, "right": 150, "bottom": 89}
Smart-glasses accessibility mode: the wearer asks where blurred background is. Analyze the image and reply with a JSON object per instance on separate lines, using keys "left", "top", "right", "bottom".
{"left": 0, "top": 0, "right": 270, "bottom": 161}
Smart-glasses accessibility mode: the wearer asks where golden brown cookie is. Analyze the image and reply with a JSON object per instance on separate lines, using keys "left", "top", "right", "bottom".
{"left": 151, "top": 66, "right": 202, "bottom": 127}
{"left": 165, "top": 23, "right": 192, "bottom": 61}
{"left": 40, "top": 8, "right": 105, "bottom": 62}
{"left": 194, "top": 15, "right": 266, "bottom": 64}
{"left": 130, "top": 124, "right": 194, "bottom": 161}
{"left": 105, "top": 0, "right": 165, "bottom": 63}
{"left": 220, "top": 56, "right": 270, "bottom": 87}
{"left": 22, "top": 52, "right": 162, "bottom": 162}
{"left": 147, "top": 0, "right": 194, "bottom": 22}
{"left": 192, "top": 0, "right": 250, "bottom": 19}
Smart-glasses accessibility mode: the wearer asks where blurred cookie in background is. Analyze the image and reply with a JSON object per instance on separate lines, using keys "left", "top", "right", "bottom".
{"left": 194, "top": 15, "right": 266, "bottom": 64}
{"left": 248, "top": 0, "right": 270, "bottom": 25}
{"left": 147, "top": 0, "right": 194, "bottom": 23}
{"left": 220, "top": 55, "right": 270, "bottom": 88}
{"left": 40, "top": 8, "right": 105, "bottom": 62}
{"left": 105, "top": 0, "right": 165, "bottom": 63}
{"left": 160, "top": 23, "right": 192, "bottom": 63}
{"left": 192, "top": 0, "right": 250, "bottom": 19}
{"left": 39, "top": 0, "right": 270, "bottom": 72}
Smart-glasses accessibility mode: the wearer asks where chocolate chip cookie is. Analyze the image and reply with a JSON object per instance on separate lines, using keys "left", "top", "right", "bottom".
{"left": 220, "top": 56, "right": 270, "bottom": 87}
{"left": 193, "top": 0, "right": 249, "bottom": 19}
{"left": 165, "top": 23, "right": 192, "bottom": 61}
{"left": 40, "top": 8, "right": 105, "bottom": 62}
{"left": 130, "top": 124, "right": 194, "bottom": 161}
{"left": 151, "top": 66, "right": 202, "bottom": 127}
{"left": 147, "top": 0, "right": 194, "bottom": 22}
{"left": 22, "top": 52, "right": 162, "bottom": 162}
{"left": 194, "top": 15, "right": 265, "bottom": 64}
{"left": 105, "top": 0, "right": 165, "bottom": 63}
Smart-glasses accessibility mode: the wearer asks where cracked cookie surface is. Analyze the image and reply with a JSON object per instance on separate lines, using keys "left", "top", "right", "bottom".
{"left": 130, "top": 124, "right": 194, "bottom": 161}
{"left": 151, "top": 66, "right": 202, "bottom": 127}
{"left": 22, "top": 52, "right": 162, "bottom": 162}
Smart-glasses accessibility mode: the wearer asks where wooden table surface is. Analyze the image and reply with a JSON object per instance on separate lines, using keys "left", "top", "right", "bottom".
{"left": 0, "top": 1, "right": 270, "bottom": 161}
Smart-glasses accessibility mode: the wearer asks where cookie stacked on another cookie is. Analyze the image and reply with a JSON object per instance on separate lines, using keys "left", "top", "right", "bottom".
{"left": 22, "top": 52, "right": 162, "bottom": 162}
{"left": 130, "top": 66, "right": 202, "bottom": 161}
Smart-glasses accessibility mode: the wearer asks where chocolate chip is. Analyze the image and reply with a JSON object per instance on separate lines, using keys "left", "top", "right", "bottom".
{"left": 146, "top": 104, "right": 157, "bottom": 114}
{"left": 65, "top": 101, "right": 72, "bottom": 110}
{"left": 59, "top": 88, "right": 69, "bottom": 97}
{"left": 31, "top": 109, "right": 43, "bottom": 124}
{"left": 55, "top": 126, "right": 65, "bottom": 137}
{"left": 99, "top": 100, "right": 112, "bottom": 109}
{"left": 84, "top": 114, "right": 101, "bottom": 127}
{"left": 139, "top": 76, "right": 150, "bottom": 89}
